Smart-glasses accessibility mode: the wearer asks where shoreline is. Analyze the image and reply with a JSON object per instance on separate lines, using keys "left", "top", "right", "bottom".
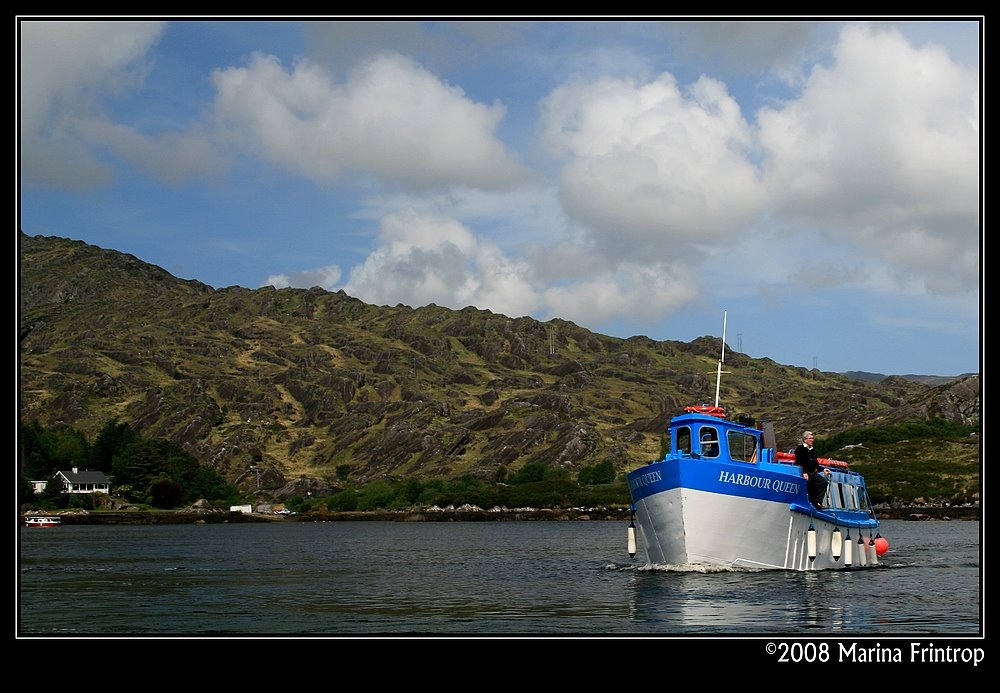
{"left": 22, "top": 504, "right": 980, "bottom": 525}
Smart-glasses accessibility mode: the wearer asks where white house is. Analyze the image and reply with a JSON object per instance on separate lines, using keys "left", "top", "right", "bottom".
{"left": 32, "top": 467, "right": 111, "bottom": 495}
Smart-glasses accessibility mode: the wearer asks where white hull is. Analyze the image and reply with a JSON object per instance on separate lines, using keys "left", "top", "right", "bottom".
{"left": 24, "top": 516, "right": 61, "bottom": 527}
{"left": 633, "top": 487, "right": 877, "bottom": 571}
{"left": 627, "top": 318, "right": 885, "bottom": 572}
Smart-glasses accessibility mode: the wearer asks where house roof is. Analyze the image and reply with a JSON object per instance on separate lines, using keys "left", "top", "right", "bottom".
{"left": 58, "top": 469, "right": 110, "bottom": 483}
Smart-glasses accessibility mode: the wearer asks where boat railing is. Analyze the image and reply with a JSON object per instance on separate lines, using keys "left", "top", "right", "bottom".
{"left": 775, "top": 450, "right": 850, "bottom": 470}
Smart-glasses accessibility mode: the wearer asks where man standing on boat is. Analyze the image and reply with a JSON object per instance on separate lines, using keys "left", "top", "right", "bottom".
{"left": 795, "top": 431, "right": 829, "bottom": 509}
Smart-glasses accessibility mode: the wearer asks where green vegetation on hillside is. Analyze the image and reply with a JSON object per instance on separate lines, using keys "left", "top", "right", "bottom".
{"left": 816, "top": 419, "right": 980, "bottom": 507}
{"left": 20, "top": 416, "right": 979, "bottom": 514}
{"left": 19, "top": 419, "right": 631, "bottom": 512}
{"left": 20, "top": 419, "right": 241, "bottom": 510}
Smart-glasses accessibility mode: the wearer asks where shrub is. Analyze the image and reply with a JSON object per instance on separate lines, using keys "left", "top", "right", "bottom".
{"left": 327, "top": 489, "right": 358, "bottom": 512}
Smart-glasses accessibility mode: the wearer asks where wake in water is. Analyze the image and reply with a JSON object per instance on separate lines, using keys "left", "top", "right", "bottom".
{"left": 604, "top": 561, "right": 759, "bottom": 573}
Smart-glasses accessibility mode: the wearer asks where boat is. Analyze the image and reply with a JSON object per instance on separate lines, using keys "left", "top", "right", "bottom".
{"left": 24, "top": 515, "right": 62, "bottom": 528}
{"left": 626, "top": 312, "right": 887, "bottom": 571}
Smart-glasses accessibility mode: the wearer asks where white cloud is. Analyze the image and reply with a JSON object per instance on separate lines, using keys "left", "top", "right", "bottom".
{"left": 542, "top": 262, "right": 700, "bottom": 329}
{"left": 663, "top": 20, "right": 827, "bottom": 79}
{"left": 77, "top": 120, "right": 227, "bottom": 185}
{"left": 210, "top": 51, "right": 527, "bottom": 190}
{"left": 334, "top": 206, "right": 701, "bottom": 330}
{"left": 264, "top": 264, "right": 342, "bottom": 290}
{"left": 343, "top": 209, "right": 540, "bottom": 317}
{"left": 19, "top": 20, "right": 167, "bottom": 188}
{"left": 334, "top": 205, "right": 703, "bottom": 330}
{"left": 19, "top": 20, "right": 232, "bottom": 188}
{"left": 756, "top": 23, "right": 979, "bottom": 295}
{"left": 534, "top": 21, "right": 978, "bottom": 314}
{"left": 540, "top": 71, "right": 764, "bottom": 262}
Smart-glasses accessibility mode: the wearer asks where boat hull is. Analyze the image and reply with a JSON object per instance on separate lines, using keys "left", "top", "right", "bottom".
{"left": 629, "top": 458, "right": 879, "bottom": 571}
{"left": 24, "top": 517, "right": 61, "bottom": 528}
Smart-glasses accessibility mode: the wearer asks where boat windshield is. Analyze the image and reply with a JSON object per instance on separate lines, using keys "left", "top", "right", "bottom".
{"left": 727, "top": 430, "right": 758, "bottom": 463}
{"left": 699, "top": 428, "right": 720, "bottom": 458}
{"left": 676, "top": 426, "right": 692, "bottom": 454}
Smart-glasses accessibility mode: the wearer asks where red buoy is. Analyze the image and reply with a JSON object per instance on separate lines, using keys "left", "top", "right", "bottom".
{"left": 874, "top": 536, "right": 889, "bottom": 556}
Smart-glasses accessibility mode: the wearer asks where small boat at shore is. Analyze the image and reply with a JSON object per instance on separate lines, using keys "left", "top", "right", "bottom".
{"left": 626, "top": 312, "right": 887, "bottom": 571}
{"left": 24, "top": 516, "right": 62, "bottom": 528}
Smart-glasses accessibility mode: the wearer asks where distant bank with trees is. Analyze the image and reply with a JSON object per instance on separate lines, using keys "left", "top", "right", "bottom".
{"left": 19, "top": 416, "right": 978, "bottom": 518}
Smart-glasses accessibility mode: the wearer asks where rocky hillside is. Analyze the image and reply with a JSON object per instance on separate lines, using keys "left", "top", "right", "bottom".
{"left": 19, "top": 232, "right": 980, "bottom": 495}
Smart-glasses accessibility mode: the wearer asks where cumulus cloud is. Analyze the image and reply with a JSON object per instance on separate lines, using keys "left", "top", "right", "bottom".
{"left": 536, "top": 22, "right": 978, "bottom": 309}
{"left": 333, "top": 206, "right": 702, "bottom": 330}
{"left": 77, "top": 120, "right": 227, "bottom": 185}
{"left": 663, "top": 20, "right": 827, "bottom": 83}
{"left": 264, "top": 264, "right": 342, "bottom": 291}
{"left": 18, "top": 20, "right": 227, "bottom": 188}
{"left": 756, "top": 23, "right": 979, "bottom": 295}
{"left": 210, "top": 51, "right": 527, "bottom": 190}
{"left": 305, "top": 20, "right": 530, "bottom": 77}
{"left": 333, "top": 22, "right": 977, "bottom": 332}
{"left": 342, "top": 209, "right": 539, "bottom": 316}
{"left": 540, "top": 71, "right": 764, "bottom": 263}
{"left": 19, "top": 20, "right": 166, "bottom": 188}
{"left": 542, "top": 262, "right": 700, "bottom": 328}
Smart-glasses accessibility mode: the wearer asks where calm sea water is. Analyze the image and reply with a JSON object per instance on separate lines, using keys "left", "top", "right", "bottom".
{"left": 17, "top": 519, "right": 981, "bottom": 639}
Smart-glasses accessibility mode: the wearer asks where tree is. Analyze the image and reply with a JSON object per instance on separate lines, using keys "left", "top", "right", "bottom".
{"left": 510, "top": 463, "right": 547, "bottom": 485}
{"left": 38, "top": 473, "right": 68, "bottom": 509}
{"left": 578, "top": 459, "right": 615, "bottom": 486}
{"left": 19, "top": 474, "right": 35, "bottom": 507}
{"left": 20, "top": 420, "right": 51, "bottom": 479}
{"left": 111, "top": 439, "right": 160, "bottom": 492}
{"left": 89, "top": 419, "right": 137, "bottom": 473}
{"left": 19, "top": 421, "right": 89, "bottom": 479}
{"left": 52, "top": 430, "right": 88, "bottom": 470}
{"left": 187, "top": 467, "right": 239, "bottom": 504}
{"left": 401, "top": 478, "right": 423, "bottom": 504}
{"left": 148, "top": 478, "right": 184, "bottom": 509}
{"left": 327, "top": 489, "right": 358, "bottom": 511}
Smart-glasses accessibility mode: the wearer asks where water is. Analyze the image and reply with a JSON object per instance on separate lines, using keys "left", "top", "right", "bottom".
{"left": 17, "top": 519, "right": 980, "bottom": 638}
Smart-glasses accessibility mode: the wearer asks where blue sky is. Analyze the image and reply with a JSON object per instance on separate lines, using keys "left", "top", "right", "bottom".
{"left": 18, "top": 19, "right": 982, "bottom": 376}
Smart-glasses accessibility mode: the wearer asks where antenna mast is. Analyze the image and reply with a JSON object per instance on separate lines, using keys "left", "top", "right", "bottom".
{"left": 714, "top": 310, "right": 727, "bottom": 408}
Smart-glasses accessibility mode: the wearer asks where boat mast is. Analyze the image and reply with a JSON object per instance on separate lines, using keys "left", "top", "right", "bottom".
{"left": 714, "top": 310, "right": 727, "bottom": 408}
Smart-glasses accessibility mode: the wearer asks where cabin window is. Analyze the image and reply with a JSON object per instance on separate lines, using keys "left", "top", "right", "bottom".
{"left": 857, "top": 485, "right": 872, "bottom": 512}
{"left": 727, "top": 430, "right": 758, "bottom": 463}
{"left": 676, "top": 427, "right": 692, "bottom": 454}
{"left": 699, "top": 428, "right": 719, "bottom": 458}
{"left": 846, "top": 484, "right": 860, "bottom": 510}
{"left": 831, "top": 482, "right": 845, "bottom": 509}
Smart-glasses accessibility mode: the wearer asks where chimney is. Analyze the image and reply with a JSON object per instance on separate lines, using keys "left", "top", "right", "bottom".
{"left": 72, "top": 467, "right": 78, "bottom": 474}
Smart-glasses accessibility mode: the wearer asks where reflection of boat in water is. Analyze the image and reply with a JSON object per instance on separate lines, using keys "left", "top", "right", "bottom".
{"left": 626, "top": 312, "right": 888, "bottom": 571}
{"left": 24, "top": 515, "right": 62, "bottom": 527}
{"left": 624, "top": 566, "right": 881, "bottom": 632}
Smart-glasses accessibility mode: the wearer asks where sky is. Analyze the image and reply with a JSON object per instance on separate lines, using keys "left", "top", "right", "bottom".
{"left": 17, "top": 18, "right": 982, "bottom": 377}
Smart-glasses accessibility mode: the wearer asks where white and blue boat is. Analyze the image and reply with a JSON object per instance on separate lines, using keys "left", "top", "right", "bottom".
{"left": 626, "top": 313, "right": 887, "bottom": 571}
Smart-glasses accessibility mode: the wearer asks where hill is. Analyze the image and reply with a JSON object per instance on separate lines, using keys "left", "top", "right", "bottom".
{"left": 842, "top": 371, "right": 975, "bottom": 386}
{"left": 18, "top": 232, "right": 981, "bottom": 499}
